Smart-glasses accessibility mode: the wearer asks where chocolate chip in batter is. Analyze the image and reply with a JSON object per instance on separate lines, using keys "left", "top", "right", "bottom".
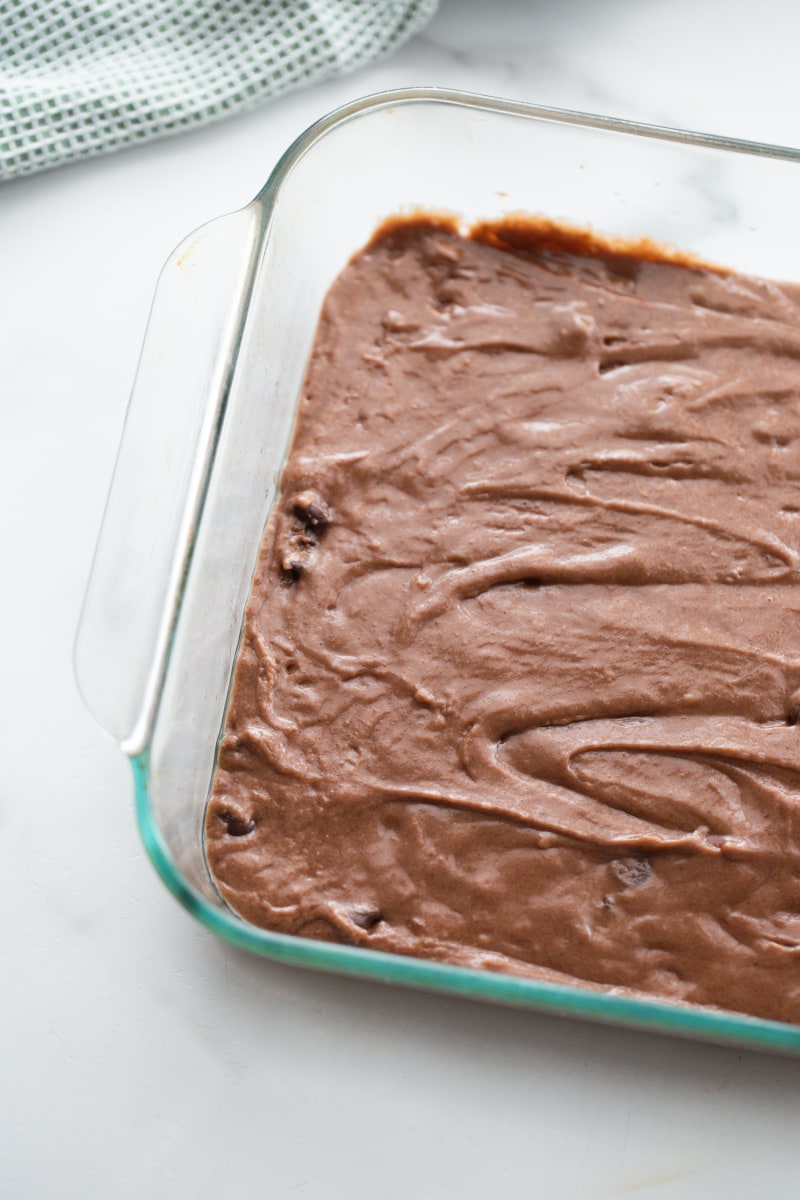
{"left": 220, "top": 811, "right": 256, "bottom": 838}
{"left": 291, "top": 490, "right": 331, "bottom": 533}
{"left": 279, "top": 534, "right": 316, "bottom": 582}
{"left": 350, "top": 908, "right": 384, "bottom": 931}
{"left": 279, "top": 562, "right": 304, "bottom": 586}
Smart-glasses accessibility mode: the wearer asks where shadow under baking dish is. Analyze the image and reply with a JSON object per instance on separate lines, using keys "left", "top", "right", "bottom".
{"left": 77, "top": 88, "right": 800, "bottom": 1055}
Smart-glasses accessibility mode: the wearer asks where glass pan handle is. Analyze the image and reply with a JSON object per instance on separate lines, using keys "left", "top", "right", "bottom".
{"left": 75, "top": 204, "right": 261, "bottom": 754}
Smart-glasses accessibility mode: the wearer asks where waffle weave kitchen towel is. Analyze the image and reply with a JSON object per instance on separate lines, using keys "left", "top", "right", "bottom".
{"left": 0, "top": 0, "right": 437, "bottom": 180}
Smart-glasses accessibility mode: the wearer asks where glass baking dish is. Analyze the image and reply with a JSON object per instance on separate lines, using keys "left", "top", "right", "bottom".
{"left": 76, "top": 87, "right": 800, "bottom": 1054}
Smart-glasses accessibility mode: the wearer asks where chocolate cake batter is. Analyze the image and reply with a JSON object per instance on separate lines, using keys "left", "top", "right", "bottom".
{"left": 206, "top": 218, "right": 800, "bottom": 1024}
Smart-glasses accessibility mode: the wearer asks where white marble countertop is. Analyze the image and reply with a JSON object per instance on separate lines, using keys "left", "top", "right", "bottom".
{"left": 4, "top": 2, "right": 800, "bottom": 1196}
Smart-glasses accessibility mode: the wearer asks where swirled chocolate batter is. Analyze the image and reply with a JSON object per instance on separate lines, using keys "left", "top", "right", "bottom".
{"left": 206, "top": 217, "right": 800, "bottom": 1024}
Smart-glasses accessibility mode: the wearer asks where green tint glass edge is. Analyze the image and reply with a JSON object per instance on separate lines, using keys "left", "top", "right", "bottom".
{"left": 136, "top": 90, "right": 800, "bottom": 1057}
{"left": 134, "top": 754, "right": 800, "bottom": 1055}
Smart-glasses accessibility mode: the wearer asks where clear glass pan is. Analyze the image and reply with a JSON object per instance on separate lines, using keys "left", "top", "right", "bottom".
{"left": 76, "top": 88, "right": 800, "bottom": 1054}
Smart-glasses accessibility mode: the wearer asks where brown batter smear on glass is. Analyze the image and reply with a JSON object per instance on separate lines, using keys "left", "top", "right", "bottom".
{"left": 205, "top": 216, "right": 800, "bottom": 1024}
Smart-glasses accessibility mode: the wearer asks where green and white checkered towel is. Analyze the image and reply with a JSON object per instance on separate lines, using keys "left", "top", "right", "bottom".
{"left": 0, "top": 0, "right": 437, "bottom": 180}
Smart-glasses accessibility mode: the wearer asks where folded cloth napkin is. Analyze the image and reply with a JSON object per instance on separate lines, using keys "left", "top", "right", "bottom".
{"left": 0, "top": 0, "right": 437, "bottom": 180}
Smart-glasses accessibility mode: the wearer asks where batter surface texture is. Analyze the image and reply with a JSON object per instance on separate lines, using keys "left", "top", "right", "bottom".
{"left": 206, "top": 219, "right": 800, "bottom": 1024}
